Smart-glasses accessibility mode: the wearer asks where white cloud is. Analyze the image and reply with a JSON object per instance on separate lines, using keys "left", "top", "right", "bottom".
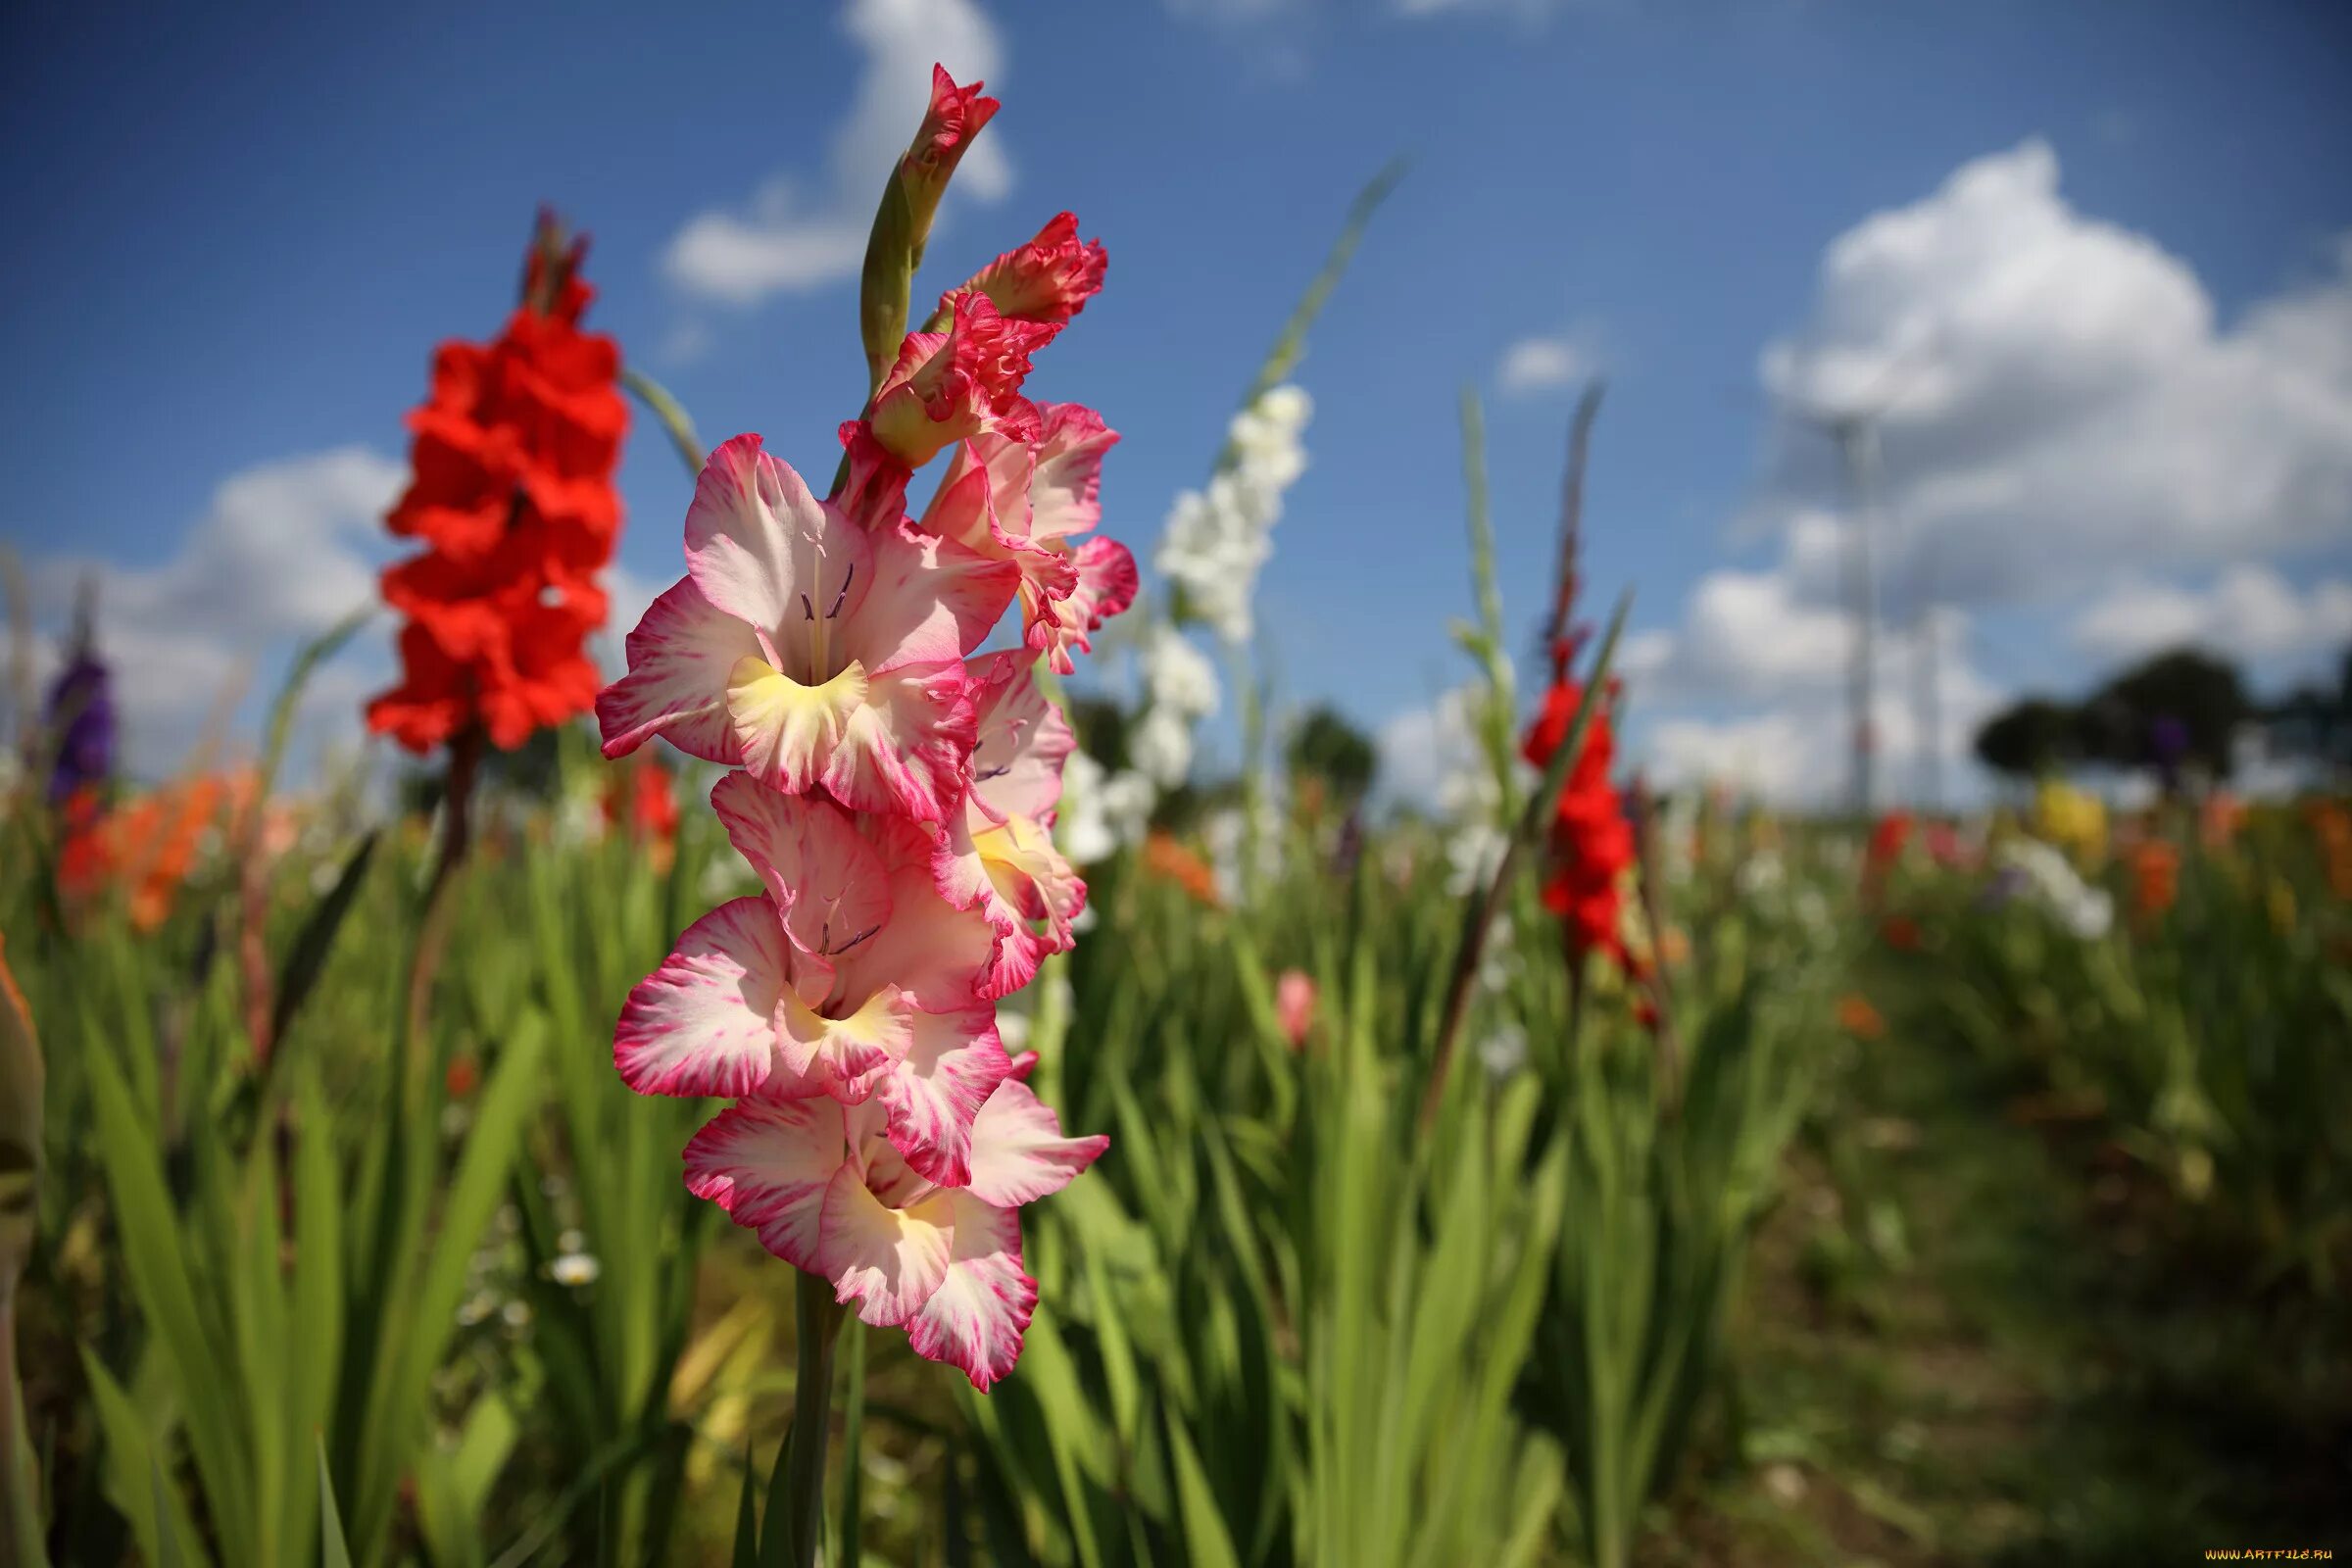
{"left": 1637, "top": 626, "right": 2005, "bottom": 809}
{"left": 1375, "top": 684, "right": 1482, "bottom": 808}
{"left": 1626, "top": 578, "right": 2002, "bottom": 808}
{"left": 29, "top": 448, "right": 405, "bottom": 778}
{"left": 662, "top": 0, "right": 1011, "bottom": 306}
{"left": 1626, "top": 140, "right": 2352, "bottom": 808}
{"left": 2071, "top": 566, "right": 2352, "bottom": 667}
{"left": 1645, "top": 711, "right": 1819, "bottom": 805}
{"left": 1752, "top": 140, "right": 2352, "bottom": 611}
{"left": 1495, "top": 334, "right": 1595, "bottom": 395}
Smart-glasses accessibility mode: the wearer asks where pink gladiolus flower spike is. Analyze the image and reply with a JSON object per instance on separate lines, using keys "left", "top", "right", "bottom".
{"left": 615, "top": 775, "right": 1017, "bottom": 1184}
{"left": 867, "top": 291, "right": 1059, "bottom": 470}
{"left": 933, "top": 652, "right": 1088, "bottom": 995}
{"left": 684, "top": 1078, "right": 1107, "bottom": 1390}
{"left": 598, "top": 435, "right": 1017, "bottom": 822}
{"left": 921, "top": 402, "right": 1137, "bottom": 673}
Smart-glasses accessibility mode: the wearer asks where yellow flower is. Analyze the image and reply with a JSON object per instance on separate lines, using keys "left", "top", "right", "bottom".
{"left": 2034, "top": 779, "right": 2108, "bottom": 865}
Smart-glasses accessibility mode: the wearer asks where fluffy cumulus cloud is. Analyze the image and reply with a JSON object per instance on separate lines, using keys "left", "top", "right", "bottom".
{"left": 1754, "top": 140, "right": 2352, "bottom": 609}
{"left": 1375, "top": 684, "right": 1482, "bottom": 808}
{"left": 1629, "top": 594, "right": 2003, "bottom": 808}
{"left": 2071, "top": 566, "right": 2352, "bottom": 667}
{"left": 662, "top": 0, "right": 1010, "bottom": 307}
{"left": 1624, "top": 139, "right": 2352, "bottom": 806}
{"left": 27, "top": 447, "right": 404, "bottom": 778}
{"left": 1496, "top": 334, "right": 1595, "bottom": 395}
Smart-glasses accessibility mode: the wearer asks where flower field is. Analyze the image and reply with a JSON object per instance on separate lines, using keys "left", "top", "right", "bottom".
{"left": 6, "top": 40, "right": 2352, "bottom": 1568}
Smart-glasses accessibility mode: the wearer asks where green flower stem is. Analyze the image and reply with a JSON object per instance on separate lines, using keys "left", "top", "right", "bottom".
{"left": 780, "top": 1268, "right": 848, "bottom": 1567}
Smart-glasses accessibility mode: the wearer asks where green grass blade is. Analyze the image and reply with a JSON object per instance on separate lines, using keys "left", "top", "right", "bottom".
{"left": 317, "top": 1439, "right": 353, "bottom": 1568}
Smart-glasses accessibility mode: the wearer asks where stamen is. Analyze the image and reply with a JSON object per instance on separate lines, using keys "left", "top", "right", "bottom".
{"left": 975, "top": 764, "right": 1011, "bottom": 781}
{"left": 827, "top": 561, "right": 856, "bottom": 618}
{"left": 800, "top": 592, "right": 816, "bottom": 621}
{"left": 829, "top": 921, "right": 882, "bottom": 956}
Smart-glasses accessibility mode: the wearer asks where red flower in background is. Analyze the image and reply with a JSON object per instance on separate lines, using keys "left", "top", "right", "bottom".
{"left": 605, "top": 755, "right": 680, "bottom": 873}
{"left": 367, "top": 211, "right": 629, "bottom": 754}
{"left": 1867, "top": 810, "right": 1914, "bottom": 874}
{"left": 1521, "top": 675, "right": 1635, "bottom": 968}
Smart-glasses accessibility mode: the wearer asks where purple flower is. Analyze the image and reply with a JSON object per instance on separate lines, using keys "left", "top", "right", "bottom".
{"left": 40, "top": 607, "right": 115, "bottom": 803}
{"left": 2150, "top": 714, "right": 2189, "bottom": 789}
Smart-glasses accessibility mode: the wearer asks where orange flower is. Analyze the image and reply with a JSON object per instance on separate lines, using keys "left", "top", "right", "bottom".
{"left": 2129, "top": 840, "right": 2180, "bottom": 920}
{"left": 2308, "top": 801, "right": 2352, "bottom": 900}
{"left": 1143, "top": 830, "right": 1221, "bottom": 907}
{"left": 2198, "top": 791, "right": 2244, "bottom": 852}
{"left": 1836, "top": 994, "right": 1886, "bottom": 1040}
{"left": 59, "top": 771, "right": 255, "bottom": 931}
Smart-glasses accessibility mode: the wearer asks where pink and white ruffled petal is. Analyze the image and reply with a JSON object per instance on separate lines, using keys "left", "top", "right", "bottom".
{"left": 817, "top": 1171, "right": 955, "bottom": 1327}
{"left": 1027, "top": 535, "right": 1137, "bottom": 674}
{"left": 846, "top": 854, "right": 1001, "bottom": 1008}
{"left": 915, "top": 450, "right": 997, "bottom": 554}
{"left": 906, "top": 1192, "right": 1036, "bottom": 1392}
{"left": 1069, "top": 535, "right": 1139, "bottom": 624}
{"left": 777, "top": 983, "right": 915, "bottom": 1095}
{"left": 931, "top": 814, "right": 1046, "bottom": 996}
{"left": 682, "top": 1098, "right": 846, "bottom": 1270}
{"left": 878, "top": 1005, "right": 1013, "bottom": 1187}
{"left": 684, "top": 435, "right": 872, "bottom": 644}
{"left": 966, "top": 652, "right": 1076, "bottom": 822}
{"left": 597, "top": 577, "right": 760, "bottom": 764}
{"left": 614, "top": 897, "right": 792, "bottom": 1098}
{"left": 965, "top": 1079, "right": 1109, "bottom": 1207}
{"left": 1026, "top": 404, "right": 1119, "bottom": 544}
{"left": 819, "top": 662, "right": 977, "bottom": 824}
{"left": 843, "top": 523, "right": 1020, "bottom": 673}
{"left": 934, "top": 808, "right": 1083, "bottom": 995}
{"left": 710, "top": 775, "right": 893, "bottom": 958}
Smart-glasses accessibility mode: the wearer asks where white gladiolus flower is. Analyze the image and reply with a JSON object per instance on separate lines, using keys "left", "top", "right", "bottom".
{"left": 1997, "top": 839, "right": 2115, "bottom": 942}
{"left": 1446, "top": 823, "right": 1507, "bottom": 898}
{"left": 1131, "top": 707, "right": 1195, "bottom": 789}
{"left": 1101, "top": 770, "right": 1156, "bottom": 845}
{"left": 1157, "top": 384, "right": 1312, "bottom": 645}
{"left": 1143, "top": 627, "right": 1220, "bottom": 719}
{"left": 1059, "top": 750, "right": 1120, "bottom": 864}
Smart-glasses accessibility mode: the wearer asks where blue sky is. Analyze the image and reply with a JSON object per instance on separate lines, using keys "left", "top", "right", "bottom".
{"left": 5, "top": 0, "right": 2349, "bottom": 804}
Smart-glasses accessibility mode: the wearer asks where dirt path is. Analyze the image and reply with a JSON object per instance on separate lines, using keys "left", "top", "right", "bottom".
{"left": 1664, "top": 1024, "right": 2352, "bottom": 1566}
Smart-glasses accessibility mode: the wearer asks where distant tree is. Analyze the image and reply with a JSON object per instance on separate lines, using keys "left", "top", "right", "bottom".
{"left": 1065, "top": 696, "right": 1130, "bottom": 773}
{"left": 1286, "top": 705, "right": 1378, "bottom": 808}
{"left": 2263, "top": 642, "right": 2352, "bottom": 770}
{"left": 1974, "top": 696, "right": 2077, "bottom": 779}
{"left": 2075, "top": 646, "right": 2249, "bottom": 778}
